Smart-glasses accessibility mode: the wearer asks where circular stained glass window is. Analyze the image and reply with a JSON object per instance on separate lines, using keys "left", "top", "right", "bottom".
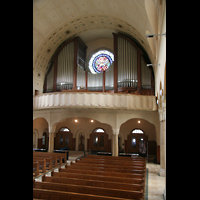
{"left": 88, "top": 50, "right": 114, "bottom": 74}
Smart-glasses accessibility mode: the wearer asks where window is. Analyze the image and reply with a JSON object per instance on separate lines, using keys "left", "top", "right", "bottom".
{"left": 94, "top": 128, "right": 105, "bottom": 133}
{"left": 88, "top": 50, "right": 114, "bottom": 74}
{"left": 60, "top": 128, "right": 70, "bottom": 132}
{"left": 132, "top": 129, "right": 144, "bottom": 134}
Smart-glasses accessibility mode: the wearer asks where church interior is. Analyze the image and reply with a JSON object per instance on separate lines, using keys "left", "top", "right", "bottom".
{"left": 33, "top": 0, "right": 166, "bottom": 199}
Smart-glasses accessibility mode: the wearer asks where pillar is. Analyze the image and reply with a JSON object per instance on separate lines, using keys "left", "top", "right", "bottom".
{"left": 158, "top": 101, "right": 166, "bottom": 177}
{"left": 112, "top": 128, "right": 119, "bottom": 156}
{"left": 48, "top": 132, "right": 55, "bottom": 152}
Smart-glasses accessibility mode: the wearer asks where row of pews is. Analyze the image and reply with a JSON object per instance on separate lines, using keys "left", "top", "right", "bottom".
{"left": 33, "top": 154, "right": 146, "bottom": 200}
{"left": 33, "top": 152, "right": 68, "bottom": 177}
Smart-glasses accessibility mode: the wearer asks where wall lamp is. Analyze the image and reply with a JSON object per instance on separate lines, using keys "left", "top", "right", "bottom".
{"left": 146, "top": 64, "right": 160, "bottom": 67}
{"left": 146, "top": 32, "right": 166, "bottom": 38}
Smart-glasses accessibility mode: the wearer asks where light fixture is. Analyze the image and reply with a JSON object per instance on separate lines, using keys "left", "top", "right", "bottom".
{"left": 146, "top": 32, "right": 166, "bottom": 38}
{"left": 74, "top": 119, "right": 78, "bottom": 122}
{"left": 147, "top": 64, "right": 160, "bottom": 67}
{"left": 138, "top": 121, "right": 140, "bottom": 123}
{"left": 91, "top": 120, "right": 94, "bottom": 122}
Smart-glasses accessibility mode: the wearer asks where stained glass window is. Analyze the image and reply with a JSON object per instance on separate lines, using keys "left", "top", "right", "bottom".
{"left": 89, "top": 50, "right": 114, "bottom": 74}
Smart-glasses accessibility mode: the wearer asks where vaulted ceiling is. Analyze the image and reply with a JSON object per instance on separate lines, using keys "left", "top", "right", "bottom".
{"left": 33, "top": 0, "right": 161, "bottom": 89}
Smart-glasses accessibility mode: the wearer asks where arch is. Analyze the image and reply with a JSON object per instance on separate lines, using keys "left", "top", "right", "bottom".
{"left": 33, "top": 117, "right": 49, "bottom": 137}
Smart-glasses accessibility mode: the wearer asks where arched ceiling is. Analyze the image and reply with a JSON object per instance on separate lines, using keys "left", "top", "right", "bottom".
{"left": 33, "top": 0, "right": 159, "bottom": 88}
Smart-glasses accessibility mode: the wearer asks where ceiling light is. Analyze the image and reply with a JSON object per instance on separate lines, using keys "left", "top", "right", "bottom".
{"left": 138, "top": 121, "right": 140, "bottom": 123}
{"left": 74, "top": 119, "right": 78, "bottom": 122}
{"left": 91, "top": 120, "right": 94, "bottom": 122}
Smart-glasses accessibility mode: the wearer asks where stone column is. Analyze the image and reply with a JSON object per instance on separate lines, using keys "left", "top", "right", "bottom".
{"left": 158, "top": 101, "right": 166, "bottom": 177}
{"left": 112, "top": 129, "right": 119, "bottom": 156}
{"left": 48, "top": 126, "right": 55, "bottom": 153}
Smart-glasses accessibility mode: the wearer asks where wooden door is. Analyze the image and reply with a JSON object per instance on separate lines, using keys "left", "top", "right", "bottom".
{"left": 90, "top": 132, "right": 108, "bottom": 152}
{"left": 56, "top": 131, "right": 73, "bottom": 150}
{"left": 127, "top": 133, "right": 148, "bottom": 155}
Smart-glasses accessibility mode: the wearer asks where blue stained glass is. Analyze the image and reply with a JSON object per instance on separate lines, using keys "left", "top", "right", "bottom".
{"left": 89, "top": 50, "right": 114, "bottom": 74}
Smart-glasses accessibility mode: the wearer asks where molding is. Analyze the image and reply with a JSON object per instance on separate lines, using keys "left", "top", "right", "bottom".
{"left": 33, "top": 92, "right": 157, "bottom": 111}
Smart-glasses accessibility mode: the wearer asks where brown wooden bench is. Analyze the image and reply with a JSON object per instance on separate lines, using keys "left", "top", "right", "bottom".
{"left": 51, "top": 171, "right": 144, "bottom": 185}
{"left": 77, "top": 159, "right": 146, "bottom": 167}
{"left": 33, "top": 152, "right": 63, "bottom": 165}
{"left": 59, "top": 167, "right": 144, "bottom": 179}
{"left": 33, "top": 154, "right": 58, "bottom": 167}
{"left": 42, "top": 175, "right": 144, "bottom": 191}
{"left": 84, "top": 155, "right": 146, "bottom": 162}
{"left": 72, "top": 161, "right": 145, "bottom": 170}
{"left": 33, "top": 162, "right": 39, "bottom": 176}
{"left": 33, "top": 188, "right": 137, "bottom": 200}
{"left": 33, "top": 158, "right": 46, "bottom": 173}
{"left": 69, "top": 164, "right": 145, "bottom": 174}
{"left": 87, "top": 155, "right": 146, "bottom": 161}
{"left": 33, "top": 181, "right": 143, "bottom": 199}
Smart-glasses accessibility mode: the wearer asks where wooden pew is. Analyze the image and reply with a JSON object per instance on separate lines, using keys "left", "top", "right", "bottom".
{"left": 87, "top": 155, "right": 146, "bottom": 160}
{"left": 33, "top": 152, "right": 62, "bottom": 165}
{"left": 42, "top": 175, "right": 144, "bottom": 191}
{"left": 69, "top": 164, "right": 145, "bottom": 174}
{"left": 33, "top": 188, "right": 135, "bottom": 200}
{"left": 72, "top": 161, "right": 145, "bottom": 170}
{"left": 33, "top": 158, "right": 46, "bottom": 173}
{"left": 33, "top": 154, "right": 58, "bottom": 167}
{"left": 77, "top": 159, "right": 145, "bottom": 167}
{"left": 33, "top": 156, "right": 53, "bottom": 169}
{"left": 33, "top": 162, "right": 39, "bottom": 176}
{"left": 59, "top": 168, "right": 144, "bottom": 179}
{"left": 33, "top": 181, "right": 143, "bottom": 200}
{"left": 51, "top": 171, "right": 144, "bottom": 185}
{"left": 34, "top": 151, "right": 67, "bottom": 163}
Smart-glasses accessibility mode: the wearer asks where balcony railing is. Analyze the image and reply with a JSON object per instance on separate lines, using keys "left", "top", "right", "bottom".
{"left": 33, "top": 92, "right": 157, "bottom": 111}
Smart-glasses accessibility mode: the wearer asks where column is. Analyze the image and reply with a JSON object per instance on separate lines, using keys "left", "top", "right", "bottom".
{"left": 48, "top": 132, "right": 55, "bottom": 152}
{"left": 112, "top": 128, "right": 119, "bottom": 156}
{"left": 158, "top": 106, "right": 166, "bottom": 177}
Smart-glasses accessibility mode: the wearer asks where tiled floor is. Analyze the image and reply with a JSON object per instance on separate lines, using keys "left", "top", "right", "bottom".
{"left": 147, "top": 163, "right": 165, "bottom": 200}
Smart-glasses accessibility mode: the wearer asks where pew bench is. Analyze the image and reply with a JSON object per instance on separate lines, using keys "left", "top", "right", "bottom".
{"left": 69, "top": 164, "right": 145, "bottom": 174}
{"left": 33, "top": 155, "right": 58, "bottom": 167}
{"left": 59, "top": 167, "right": 144, "bottom": 179}
{"left": 33, "top": 181, "right": 144, "bottom": 200}
{"left": 33, "top": 162, "right": 39, "bottom": 176}
{"left": 42, "top": 175, "right": 144, "bottom": 192}
{"left": 78, "top": 159, "right": 146, "bottom": 167}
{"left": 33, "top": 152, "right": 64, "bottom": 163}
{"left": 51, "top": 171, "right": 144, "bottom": 185}
{"left": 72, "top": 161, "right": 145, "bottom": 170}
{"left": 33, "top": 188, "right": 139, "bottom": 200}
{"left": 33, "top": 158, "right": 46, "bottom": 173}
